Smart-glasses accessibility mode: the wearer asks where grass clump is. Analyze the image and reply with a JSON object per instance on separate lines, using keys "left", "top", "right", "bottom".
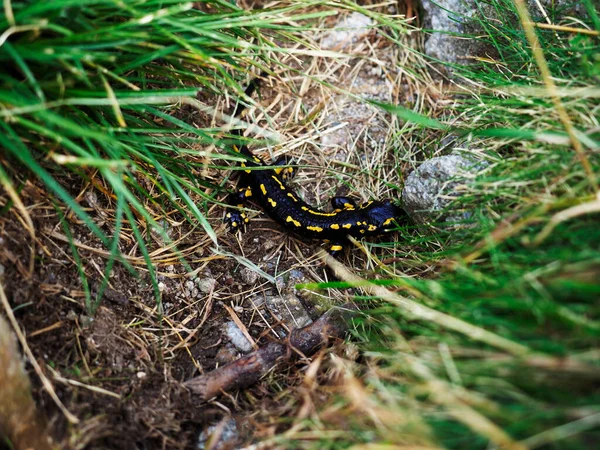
{"left": 0, "top": 0, "right": 332, "bottom": 314}
{"left": 274, "top": 1, "right": 600, "bottom": 449}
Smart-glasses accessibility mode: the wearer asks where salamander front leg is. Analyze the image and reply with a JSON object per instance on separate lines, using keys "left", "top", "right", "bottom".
{"left": 331, "top": 196, "right": 357, "bottom": 211}
{"left": 225, "top": 186, "right": 252, "bottom": 232}
{"left": 272, "top": 156, "right": 295, "bottom": 181}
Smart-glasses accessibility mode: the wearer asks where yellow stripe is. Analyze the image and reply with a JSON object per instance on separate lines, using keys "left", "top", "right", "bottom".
{"left": 383, "top": 218, "right": 394, "bottom": 226}
{"left": 287, "top": 193, "right": 298, "bottom": 202}
{"left": 268, "top": 198, "right": 277, "bottom": 207}
{"left": 260, "top": 184, "right": 267, "bottom": 195}
{"left": 330, "top": 244, "right": 343, "bottom": 252}
{"left": 300, "top": 206, "right": 336, "bottom": 217}
{"left": 342, "top": 223, "right": 352, "bottom": 229}
{"left": 330, "top": 224, "right": 340, "bottom": 230}
{"left": 306, "top": 225, "right": 323, "bottom": 232}
{"left": 271, "top": 176, "right": 286, "bottom": 190}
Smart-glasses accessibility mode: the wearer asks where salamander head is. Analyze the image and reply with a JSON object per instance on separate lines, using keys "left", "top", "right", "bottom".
{"left": 362, "top": 199, "right": 405, "bottom": 235}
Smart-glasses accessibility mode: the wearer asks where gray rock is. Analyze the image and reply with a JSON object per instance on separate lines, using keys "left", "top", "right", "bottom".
{"left": 265, "top": 293, "right": 312, "bottom": 336}
{"left": 422, "top": 0, "right": 493, "bottom": 70}
{"left": 239, "top": 267, "right": 259, "bottom": 285}
{"left": 402, "top": 153, "right": 486, "bottom": 225}
{"left": 223, "top": 321, "right": 253, "bottom": 353}
{"left": 422, "top": 0, "right": 588, "bottom": 73}
{"left": 195, "top": 277, "right": 216, "bottom": 294}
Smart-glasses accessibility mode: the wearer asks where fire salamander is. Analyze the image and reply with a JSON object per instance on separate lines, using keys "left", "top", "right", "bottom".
{"left": 225, "top": 77, "right": 405, "bottom": 255}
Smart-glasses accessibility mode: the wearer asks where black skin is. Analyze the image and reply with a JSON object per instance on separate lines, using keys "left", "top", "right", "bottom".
{"left": 225, "top": 77, "right": 406, "bottom": 254}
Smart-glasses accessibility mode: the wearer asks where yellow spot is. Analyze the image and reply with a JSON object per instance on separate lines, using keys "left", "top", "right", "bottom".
{"left": 330, "top": 224, "right": 340, "bottom": 230}
{"left": 330, "top": 244, "right": 343, "bottom": 252}
{"left": 368, "top": 224, "right": 377, "bottom": 232}
{"left": 342, "top": 223, "right": 352, "bottom": 229}
{"left": 360, "top": 201, "right": 373, "bottom": 209}
{"left": 253, "top": 156, "right": 261, "bottom": 163}
{"left": 268, "top": 198, "right": 277, "bottom": 207}
{"left": 232, "top": 221, "right": 238, "bottom": 228}
{"left": 306, "top": 225, "right": 323, "bottom": 232}
{"left": 274, "top": 167, "right": 283, "bottom": 175}
{"left": 287, "top": 193, "right": 298, "bottom": 202}
{"left": 360, "top": 229, "right": 365, "bottom": 234}
{"left": 226, "top": 213, "right": 231, "bottom": 218}
{"left": 233, "top": 145, "right": 240, "bottom": 153}
{"left": 244, "top": 189, "right": 252, "bottom": 197}
{"left": 271, "top": 176, "right": 286, "bottom": 190}
{"left": 260, "top": 184, "right": 267, "bottom": 195}
{"left": 343, "top": 203, "right": 355, "bottom": 210}
{"left": 383, "top": 218, "right": 394, "bottom": 226}
{"left": 286, "top": 216, "right": 302, "bottom": 227}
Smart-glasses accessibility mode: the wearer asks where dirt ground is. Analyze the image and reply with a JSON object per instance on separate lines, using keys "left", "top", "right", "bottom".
{"left": 0, "top": 6, "right": 432, "bottom": 449}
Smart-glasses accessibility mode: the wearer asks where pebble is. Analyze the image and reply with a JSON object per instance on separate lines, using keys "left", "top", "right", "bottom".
{"left": 223, "top": 321, "right": 253, "bottom": 353}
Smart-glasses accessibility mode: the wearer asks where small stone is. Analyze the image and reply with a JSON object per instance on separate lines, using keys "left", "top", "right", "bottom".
{"left": 158, "top": 281, "right": 167, "bottom": 293}
{"left": 79, "top": 315, "right": 93, "bottom": 327}
{"left": 85, "top": 190, "right": 98, "bottom": 208}
{"left": 321, "top": 12, "right": 375, "bottom": 50}
{"left": 136, "top": 371, "right": 147, "bottom": 379}
{"left": 196, "top": 278, "right": 216, "bottom": 294}
{"left": 265, "top": 293, "right": 312, "bottom": 334}
{"left": 223, "top": 321, "right": 253, "bottom": 353}
{"left": 197, "top": 417, "right": 240, "bottom": 450}
{"left": 239, "top": 267, "right": 259, "bottom": 285}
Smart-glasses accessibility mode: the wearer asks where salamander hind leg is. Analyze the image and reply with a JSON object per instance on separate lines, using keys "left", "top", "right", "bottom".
{"left": 225, "top": 186, "right": 252, "bottom": 232}
{"left": 327, "top": 242, "right": 345, "bottom": 257}
{"left": 330, "top": 196, "right": 357, "bottom": 211}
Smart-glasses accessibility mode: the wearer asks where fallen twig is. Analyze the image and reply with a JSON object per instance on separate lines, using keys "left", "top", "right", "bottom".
{"left": 184, "top": 304, "right": 355, "bottom": 400}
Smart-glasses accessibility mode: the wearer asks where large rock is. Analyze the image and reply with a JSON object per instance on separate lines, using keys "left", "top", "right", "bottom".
{"left": 402, "top": 153, "right": 487, "bottom": 225}
{"left": 422, "top": 0, "right": 589, "bottom": 72}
